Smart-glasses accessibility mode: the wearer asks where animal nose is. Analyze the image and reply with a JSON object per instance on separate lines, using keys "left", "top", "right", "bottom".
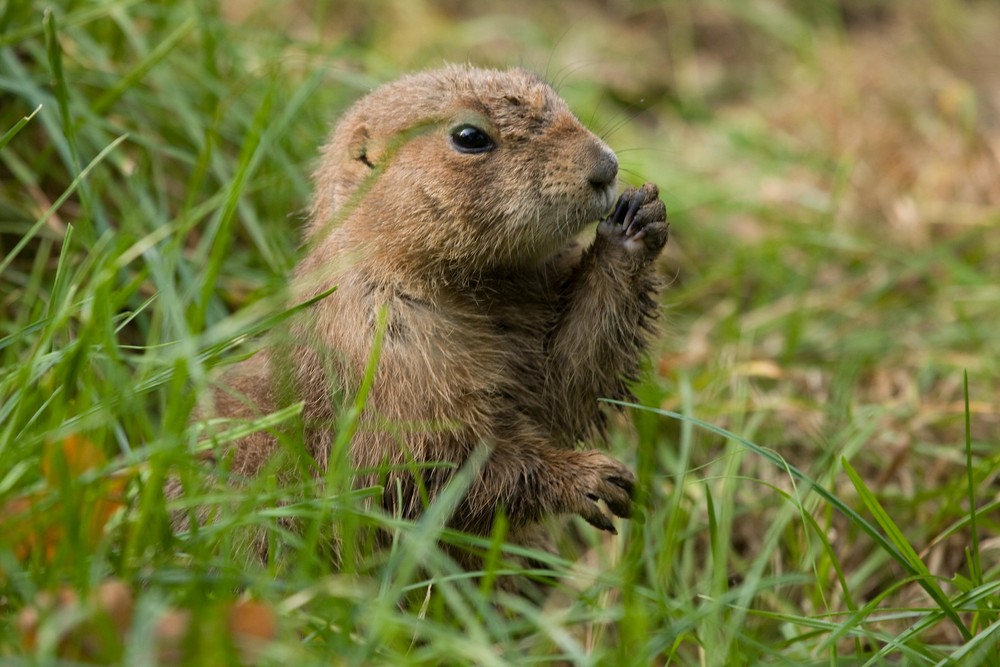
{"left": 588, "top": 145, "right": 619, "bottom": 190}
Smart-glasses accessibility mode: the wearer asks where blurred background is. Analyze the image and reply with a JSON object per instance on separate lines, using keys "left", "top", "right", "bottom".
{"left": 1, "top": 0, "right": 998, "bottom": 661}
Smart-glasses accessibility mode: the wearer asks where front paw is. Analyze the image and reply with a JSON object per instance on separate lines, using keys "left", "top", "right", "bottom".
{"left": 568, "top": 452, "right": 636, "bottom": 534}
{"left": 597, "top": 182, "right": 669, "bottom": 265}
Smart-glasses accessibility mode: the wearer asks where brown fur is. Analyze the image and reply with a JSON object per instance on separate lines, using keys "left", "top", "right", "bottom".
{"left": 206, "top": 64, "right": 668, "bottom": 544}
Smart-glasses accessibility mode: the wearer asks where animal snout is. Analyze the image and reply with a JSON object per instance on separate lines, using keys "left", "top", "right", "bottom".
{"left": 586, "top": 143, "right": 619, "bottom": 191}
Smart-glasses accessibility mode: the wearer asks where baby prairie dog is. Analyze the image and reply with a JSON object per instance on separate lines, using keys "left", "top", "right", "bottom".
{"left": 214, "top": 64, "right": 668, "bottom": 540}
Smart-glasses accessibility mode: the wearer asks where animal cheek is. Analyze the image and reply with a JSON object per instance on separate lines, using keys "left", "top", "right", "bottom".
{"left": 538, "top": 151, "right": 588, "bottom": 197}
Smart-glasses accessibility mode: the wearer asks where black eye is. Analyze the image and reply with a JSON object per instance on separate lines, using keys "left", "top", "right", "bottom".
{"left": 450, "top": 125, "right": 494, "bottom": 154}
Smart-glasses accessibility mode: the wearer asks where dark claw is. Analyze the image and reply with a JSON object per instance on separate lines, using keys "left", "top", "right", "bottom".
{"left": 584, "top": 508, "right": 617, "bottom": 534}
{"left": 608, "top": 475, "right": 634, "bottom": 494}
{"left": 605, "top": 495, "right": 632, "bottom": 519}
{"left": 611, "top": 194, "right": 629, "bottom": 223}
{"left": 622, "top": 192, "right": 643, "bottom": 229}
{"left": 605, "top": 475, "right": 634, "bottom": 518}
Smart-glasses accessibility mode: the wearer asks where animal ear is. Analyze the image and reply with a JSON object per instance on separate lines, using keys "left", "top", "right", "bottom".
{"left": 348, "top": 125, "right": 375, "bottom": 168}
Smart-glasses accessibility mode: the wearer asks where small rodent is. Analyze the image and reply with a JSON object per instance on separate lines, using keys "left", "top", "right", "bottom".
{"left": 209, "top": 64, "right": 668, "bottom": 546}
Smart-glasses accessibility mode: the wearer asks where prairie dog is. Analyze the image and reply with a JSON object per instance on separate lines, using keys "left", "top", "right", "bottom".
{"left": 211, "top": 64, "right": 668, "bottom": 543}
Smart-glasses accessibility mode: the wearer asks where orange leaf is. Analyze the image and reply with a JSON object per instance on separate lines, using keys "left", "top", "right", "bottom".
{"left": 228, "top": 599, "right": 278, "bottom": 642}
{"left": 2, "top": 435, "right": 131, "bottom": 564}
{"left": 42, "top": 434, "right": 108, "bottom": 482}
{"left": 1, "top": 495, "right": 59, "bottom": 562}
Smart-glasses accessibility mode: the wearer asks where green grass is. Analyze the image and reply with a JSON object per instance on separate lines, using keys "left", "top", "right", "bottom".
{"left": 2, "top": 0, "right": 999, "bottom": 664}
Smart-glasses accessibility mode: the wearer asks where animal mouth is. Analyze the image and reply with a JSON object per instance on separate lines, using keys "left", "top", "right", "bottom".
{"left": 600, "top": 184, "right": 619, "bottom": 213}
{"left": 592, "top": 184, "right": 619, "bottom": 221}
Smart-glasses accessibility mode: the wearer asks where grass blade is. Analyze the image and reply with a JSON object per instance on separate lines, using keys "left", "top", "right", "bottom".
{"left": 90, "top": 17, "right": 197, "bottom": 117}
{"left": 618, "top": 402, "right": 972, "bottom": 641}
{"left": 0, "top": 103, "right": 41, "bottom": 150}
{"left": 0, "top": 133, "right": 128, "bottom": 277}
{"left": 963, "top": 371, "right": 982, "bottom": 590}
